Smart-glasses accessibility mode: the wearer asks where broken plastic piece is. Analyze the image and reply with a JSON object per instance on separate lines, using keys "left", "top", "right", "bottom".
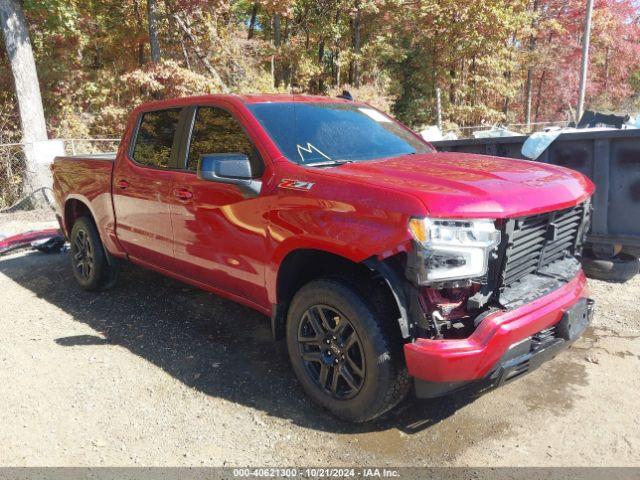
{"left": 0, "top": 228, "right": 63, "bottom": 256}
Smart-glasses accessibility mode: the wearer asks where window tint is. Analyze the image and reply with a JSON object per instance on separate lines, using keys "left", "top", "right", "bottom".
{"left": 188, "top": 106, "right": 263, "bottom": 177}
{"left": 132, "top": 108, "right": 182, "bottom": 168}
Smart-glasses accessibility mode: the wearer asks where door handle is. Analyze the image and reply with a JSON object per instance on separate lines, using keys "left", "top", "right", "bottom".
{"left": 117, "top": 179, "right": 130, "bottom": 190}
{"left": 174, "top": 188, "right": 193, "bottom": 201}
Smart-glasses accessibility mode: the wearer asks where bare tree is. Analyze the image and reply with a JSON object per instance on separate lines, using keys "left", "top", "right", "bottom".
{"left": 147, "top": 0, "right": 162, "bottom": 63}
{"left": 0, "top": 0, "right": 49, "bottom": 193}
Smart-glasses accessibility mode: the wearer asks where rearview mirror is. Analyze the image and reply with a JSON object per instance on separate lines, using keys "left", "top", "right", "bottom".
{"left": 197, "top": 153, "right": 261, "bottom": 195}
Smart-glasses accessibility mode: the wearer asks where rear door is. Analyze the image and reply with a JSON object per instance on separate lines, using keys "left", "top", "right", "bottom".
{"left": 169, "top": 103, "right": 271, "bottom": 307}
{"left": 113, "top": 107, "right": 184, "bottom": 267}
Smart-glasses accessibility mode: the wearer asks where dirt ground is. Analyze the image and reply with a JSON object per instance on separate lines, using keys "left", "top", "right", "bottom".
{"left": 0, "top": 212, "right": 638, "bottom": 467}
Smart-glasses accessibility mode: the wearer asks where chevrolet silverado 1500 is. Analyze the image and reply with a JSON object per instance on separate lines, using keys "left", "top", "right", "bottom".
{"left": 52, "top": 94, "right": 595, "bottom": 422}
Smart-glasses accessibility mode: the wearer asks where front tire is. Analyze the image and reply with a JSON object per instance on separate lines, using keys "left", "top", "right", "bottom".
{"left": 286, "top": 278, "right": 409, "bottom": 423}
{"left": 69, "top": 217, "right": 119, "bottom": 291}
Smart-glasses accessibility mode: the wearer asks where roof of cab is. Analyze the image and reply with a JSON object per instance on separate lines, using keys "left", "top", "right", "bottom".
{"left": 239, "top": 94, "right": 353, "bottom": 104}
{"left": 132, "top": 93, "right": 355, "bottom": 112}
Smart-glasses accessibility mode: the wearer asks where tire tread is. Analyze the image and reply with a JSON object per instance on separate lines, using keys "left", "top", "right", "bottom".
{"left": 286, "top": 277, "right": 409, "bottom": 423}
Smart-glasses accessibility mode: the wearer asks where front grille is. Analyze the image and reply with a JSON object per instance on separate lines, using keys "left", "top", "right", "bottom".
{"left": 500, "top": 202, "right": 588, "bottom": 289}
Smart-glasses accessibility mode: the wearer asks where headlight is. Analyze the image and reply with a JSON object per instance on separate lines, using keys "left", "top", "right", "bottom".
{"left": 408, "top": 217, "right": 501, "bottom": 284}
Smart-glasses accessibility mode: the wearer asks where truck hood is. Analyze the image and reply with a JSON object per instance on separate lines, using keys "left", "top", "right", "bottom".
{"left": 322, "top": 152, "right": 594, "bottom": 218}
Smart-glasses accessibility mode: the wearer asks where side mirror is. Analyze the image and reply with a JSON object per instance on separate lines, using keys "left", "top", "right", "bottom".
{"left": 197, "top": 153, "right": 262, "bottom": 195}
{"left": 198, "top": 153, "right": 252, "bottom": 183}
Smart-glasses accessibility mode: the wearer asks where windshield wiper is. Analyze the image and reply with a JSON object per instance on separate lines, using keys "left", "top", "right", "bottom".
{"left": 304, "top": 159, "right": 354, "bottom": 167}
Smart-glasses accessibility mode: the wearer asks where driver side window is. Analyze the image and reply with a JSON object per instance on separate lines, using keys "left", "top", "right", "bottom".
{"left": 187, "top": 106, "right": 264, "bottom": 177}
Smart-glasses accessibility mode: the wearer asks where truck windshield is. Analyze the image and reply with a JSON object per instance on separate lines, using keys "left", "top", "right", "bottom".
{"left": 247, "top": 102, "right": 431, "bottom": 165}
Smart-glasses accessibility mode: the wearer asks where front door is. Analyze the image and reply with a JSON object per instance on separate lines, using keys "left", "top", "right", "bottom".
{"left": 169, "top": 105, "right": 270, "bottom": 307}
{"left": 112, "top": 107, "right": 183, "bottom": 268}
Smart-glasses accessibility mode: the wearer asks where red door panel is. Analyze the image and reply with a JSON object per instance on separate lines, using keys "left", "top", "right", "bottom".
{"left": 112, "top": 162, "right": 175, "bottom": 267}
{"left": 170, "top": 171, "right": 270, "bottom": 307}
{"left": 112, "top": 107, "right": 183, "bottom": 268}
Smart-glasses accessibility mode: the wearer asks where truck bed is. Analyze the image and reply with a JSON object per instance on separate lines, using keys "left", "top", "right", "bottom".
{"left": 52, "top": 154, "right": 116, "bottom": 250}
{"left": 57, "top": 152, "right": 117, "bottom": 161}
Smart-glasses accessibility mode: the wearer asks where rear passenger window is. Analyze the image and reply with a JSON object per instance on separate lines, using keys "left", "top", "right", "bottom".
{"left": 132, "top": 108, "right": 182, "bottom": 168}
{"left": 187, "top": 106, "right": 264, "bottom": 177}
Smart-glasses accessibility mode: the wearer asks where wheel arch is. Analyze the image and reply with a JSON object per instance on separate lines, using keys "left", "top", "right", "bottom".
{"left": 271, "top": 248, "right": 412, "bottom": 342}
{"left": 64, "top": 196, "right": 96, "bottom": 236}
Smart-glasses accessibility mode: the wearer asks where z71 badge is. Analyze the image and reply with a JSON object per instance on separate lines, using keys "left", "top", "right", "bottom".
{"left": 278, "top": 179, "right": 315, "bottom": 191}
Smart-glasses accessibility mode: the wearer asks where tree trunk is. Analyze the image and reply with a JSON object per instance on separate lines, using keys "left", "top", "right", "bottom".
{"left": 172, "top": 14, "right": 228, "bottom": 92}
{"left": 603, "top": 46, "right": 610, "bottom": 95}
{"left": 471, "top": 56, "right": 477, "bottom": 106}
{"left": 525, "top": 67, "right": 533, "bottom": 127}
{"left": 147, "top": 0, "right": 162, "bottom": 63}
{"left": 503, "top": 32, "right": 516, "bottom": 118}
{"left": 181, "top": 35, "right": 191, "bottom": 70}
{"left": 133, "top": 0, "right": 146, "bottom": 66}
{"left": 449, "top": 68, "right": 456, "bottom": 105}
{"left": 0, "top": 0, "right": 49, "bottom": 193}
{"left": 525, "top": 0, "right": 539, "bottom": 128}
{"left": 273, "top": 13, "right": 282, "bottom": 87}
{"left": 274, "top": 13, "right": 281, "bottom": 47}
{"left": 317, "top": 40, "right": 325, "bottom": 92}
{"left": 534, "top": 69, "right": 547, "bottom": 122}
{"left": 247, "top": 3, "right": 258, "bottom": 39}
{"left": 350, "top": 1, "right": 361, "bottom": 88}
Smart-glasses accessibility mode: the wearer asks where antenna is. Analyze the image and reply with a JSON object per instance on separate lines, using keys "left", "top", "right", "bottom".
{"left": 337, "top": 90, "right": 354, "bottom": 101}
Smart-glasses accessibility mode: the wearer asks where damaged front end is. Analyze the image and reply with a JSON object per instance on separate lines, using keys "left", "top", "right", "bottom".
{"left": 395, "top": 199, "right": 592, "bottom": 341}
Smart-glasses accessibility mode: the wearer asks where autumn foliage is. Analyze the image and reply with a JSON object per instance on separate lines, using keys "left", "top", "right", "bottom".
{"left": 1, "top": 0, "right": 639, "bottom": 140}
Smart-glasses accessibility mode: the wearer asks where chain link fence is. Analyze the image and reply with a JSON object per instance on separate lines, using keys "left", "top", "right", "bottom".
{"left": 443, "top": 120, "right": 571, "bottom": 139}
{"left": 0, "top": 138, "right": 120, "bottom": 211}
{"left": 63, "top": 138, "right": 120, "bottom": 156}
{"left": 0, "top": 142, "right": 27, "bottom": 210}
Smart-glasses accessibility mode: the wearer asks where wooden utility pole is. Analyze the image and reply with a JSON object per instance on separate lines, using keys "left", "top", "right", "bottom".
{"left": 577, "top": 0, "right": 594, "bottom": 123}
{"left": 0, "top": 0, "right": 49, "bottom": 193}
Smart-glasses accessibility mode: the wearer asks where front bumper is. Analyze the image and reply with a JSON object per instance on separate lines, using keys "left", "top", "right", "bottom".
{"left": 404, "top": 272, "right": 593, "bottom": 398}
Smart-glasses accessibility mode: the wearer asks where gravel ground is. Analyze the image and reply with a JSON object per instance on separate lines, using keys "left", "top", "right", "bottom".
{"left": 0, "top": 214, "right": 638, "bottom": 467}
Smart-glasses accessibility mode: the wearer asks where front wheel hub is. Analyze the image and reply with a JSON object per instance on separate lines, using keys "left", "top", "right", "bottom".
{"left": 297, "top": 305, "right": 366, "bottom": 399}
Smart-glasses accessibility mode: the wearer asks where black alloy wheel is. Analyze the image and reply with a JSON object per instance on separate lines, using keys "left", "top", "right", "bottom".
{"left": 69, "top": 216, "right": 119, "bottom": 291}
{"left": 72, "top": 227, "right": 94, "bottom": 281}
{"left": 297, "top": 305, "right": 366, "bottom": 399}
{"left": 286, "top": 278, "right": 410, "bottom": 422}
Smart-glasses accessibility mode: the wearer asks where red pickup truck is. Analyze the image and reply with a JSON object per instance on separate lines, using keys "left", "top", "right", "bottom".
{"left": 52, "top": 94, "right": 595, "bottom": 422}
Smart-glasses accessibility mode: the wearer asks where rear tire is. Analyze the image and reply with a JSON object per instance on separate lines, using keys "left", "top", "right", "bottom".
{"left": 582, "top": 253, "right": 639, "bottom": 283}
{"left": 286, "top": 278, "right": 409, "bottom": 423}
{"left": 69, "top": 217, "right": 119, "bottom": 291}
